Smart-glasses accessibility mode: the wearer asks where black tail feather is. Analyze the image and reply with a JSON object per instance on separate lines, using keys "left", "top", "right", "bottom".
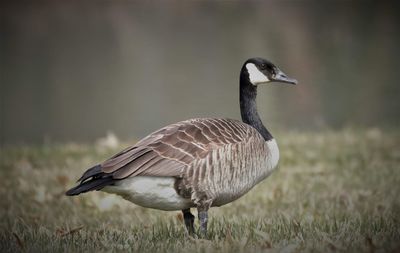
{"left": 77, "top": 164, "right": 103, "bottom": 183}
{"left": 66, "top": 177, "right": 113, "bottom": 196}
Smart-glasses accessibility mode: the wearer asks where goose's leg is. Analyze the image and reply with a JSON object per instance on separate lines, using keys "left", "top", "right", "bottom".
{"left": 193, "top": 195, "right": 212, "bottom": 238}
{"left": 197, "top": 207, "right": 209, "bottom": 238}
{"left": 182, "top": 209, "right": 195, "bottom": 235}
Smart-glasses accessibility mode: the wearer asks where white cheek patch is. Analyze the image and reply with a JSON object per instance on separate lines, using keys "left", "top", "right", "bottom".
{"left": 246, "top": 63, "right": 270, "bottom": 85}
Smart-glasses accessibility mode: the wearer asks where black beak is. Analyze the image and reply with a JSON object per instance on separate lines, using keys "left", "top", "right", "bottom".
{"left": 271, "top": 69, "right": 298, "bottom": 85}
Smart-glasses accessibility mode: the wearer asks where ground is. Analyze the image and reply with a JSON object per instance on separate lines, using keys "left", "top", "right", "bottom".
{"left": 0, "top": 129, "right": 399, "bottom": 252}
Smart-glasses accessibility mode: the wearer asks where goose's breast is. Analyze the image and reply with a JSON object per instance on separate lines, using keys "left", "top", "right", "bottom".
{"left": 190, "top": 138, "right": 279, "bottom": 207}
{"left": 102, "top": 176, "right": 193, "bottom": 211}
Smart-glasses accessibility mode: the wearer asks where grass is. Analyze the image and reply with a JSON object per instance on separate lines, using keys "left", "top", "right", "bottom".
{"left": 0, "top": 129, "right": 399, "bottom": 252}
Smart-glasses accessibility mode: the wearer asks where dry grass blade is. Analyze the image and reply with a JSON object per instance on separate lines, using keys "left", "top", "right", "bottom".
{"left": 12, "top": 232, "right": 24, "bottom": 250}
{"left": 366, "top": 236, "right": 376, "bottom": 253}
{"left": 253, "top": 229, "right": 272, "bottom": 248}
{"left": 225, "top": 226, "right": 233, "bottom": 243}
{"left": 59, "top": 226, "right": 84, "bottom": 237}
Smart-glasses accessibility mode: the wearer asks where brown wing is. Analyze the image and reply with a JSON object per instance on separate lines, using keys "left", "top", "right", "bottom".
{"left": 99, "top": 118, "right": 254, "bottom": 179}
{"left": 67, "top": 118, "right": 258, "bottom": 196}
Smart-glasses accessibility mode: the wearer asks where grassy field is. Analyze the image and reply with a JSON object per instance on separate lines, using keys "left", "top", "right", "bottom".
{"left": 0, "top": 129, "right": 399, "bottom": 252}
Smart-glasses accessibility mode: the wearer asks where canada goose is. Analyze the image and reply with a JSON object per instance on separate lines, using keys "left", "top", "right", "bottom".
{"left": 66, "top": 57, "right": 297, "bottom": 237}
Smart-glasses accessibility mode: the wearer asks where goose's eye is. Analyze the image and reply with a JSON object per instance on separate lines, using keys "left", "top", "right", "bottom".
{"left": 260, "top": 63, "right": 267, "bottom": 70}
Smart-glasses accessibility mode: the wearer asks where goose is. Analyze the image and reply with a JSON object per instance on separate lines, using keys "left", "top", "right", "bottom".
{"left": 66, "top": 57, "right": 297, "bottom": 237}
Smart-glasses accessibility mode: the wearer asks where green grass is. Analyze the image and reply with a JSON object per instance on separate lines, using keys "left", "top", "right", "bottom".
{"left": 1, "top": 129, "right": 400, "bottom": 252}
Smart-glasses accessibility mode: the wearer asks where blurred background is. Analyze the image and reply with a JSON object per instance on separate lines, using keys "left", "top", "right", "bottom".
{"left": 1, "top": 1, "right": 399, "bottom": 145}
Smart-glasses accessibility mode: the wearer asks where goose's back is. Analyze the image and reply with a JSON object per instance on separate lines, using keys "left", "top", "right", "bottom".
{"left": 98, "top": 118, "right": 264, "bottom": 179}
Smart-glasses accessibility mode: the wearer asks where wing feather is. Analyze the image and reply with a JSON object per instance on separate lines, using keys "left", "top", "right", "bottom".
{"left": 70, "top": 118, "right": 262, "bottom": 194}
{"left": 102, "top": 118, "right": 257, "bottom": 178}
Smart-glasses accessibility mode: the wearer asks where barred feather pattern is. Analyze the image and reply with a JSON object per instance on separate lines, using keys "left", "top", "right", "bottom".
{"left": 72, "top": 118, "right": 279, "bottom": 208}
{"left": 97, "top": 118, "right": 261, "bottom": 180}
{"left": 182, "top": 135, "right": 278, "bottom": 207}
{"left": 128, "top": 117, "right": 279, "bottom": 207}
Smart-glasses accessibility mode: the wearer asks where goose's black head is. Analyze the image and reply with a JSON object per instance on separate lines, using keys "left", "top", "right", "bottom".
{"left": 241, "top": 57, "right": 297, "bottom": 86}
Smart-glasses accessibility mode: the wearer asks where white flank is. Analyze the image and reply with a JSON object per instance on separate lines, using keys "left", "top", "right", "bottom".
{"left": 102, "top": 176, "right": 193, "bottom": 211}
{"left": 266, "top": 138, "right": 279, "bottom": 169}
{"left": 246, "top": 63, "right": 269, "bottom": 85}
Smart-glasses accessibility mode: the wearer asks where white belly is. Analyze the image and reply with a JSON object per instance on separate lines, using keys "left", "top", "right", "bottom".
{"left": 102, "top": 176, "right": 193, "bottom": 211}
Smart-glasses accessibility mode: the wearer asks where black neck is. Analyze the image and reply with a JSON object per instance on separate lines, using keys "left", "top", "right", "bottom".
{"left": 239, "top": 70, "right": 273, "bottom": 141}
